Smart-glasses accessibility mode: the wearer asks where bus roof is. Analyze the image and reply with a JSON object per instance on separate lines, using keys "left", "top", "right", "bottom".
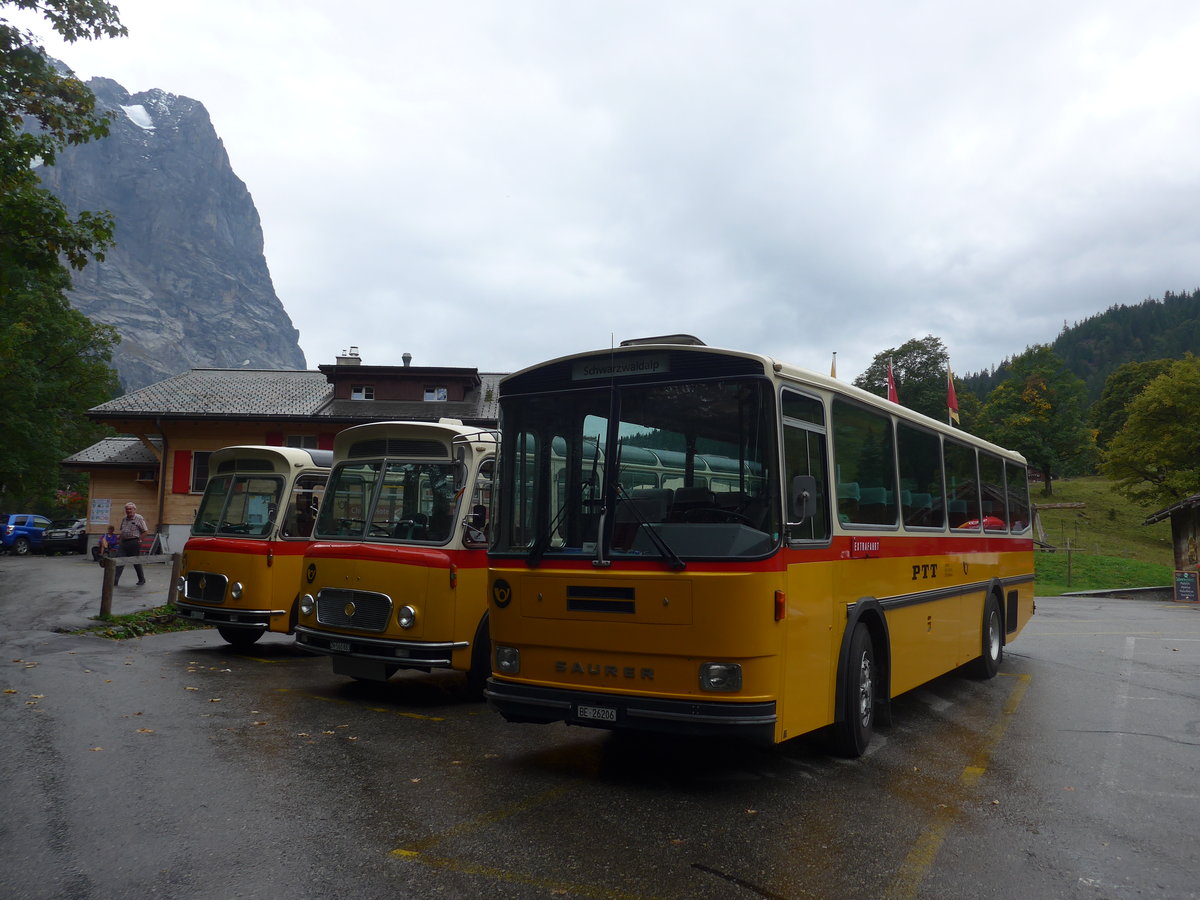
{"left": 209, "top": 445, "right": 333, "bottom": 472}
{"left": 330, "top": 419, "right": 498, "bottom": 461}
{"left": 500, "top": 339, "right": 1027, "bottom": 465}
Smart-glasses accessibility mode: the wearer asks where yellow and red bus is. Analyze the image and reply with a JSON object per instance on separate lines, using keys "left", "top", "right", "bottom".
{"left": 294, "top": 420, "right": 496, "bottom": 691}
{"left": 485, "top": 336, "right": 1034, "bottom": 755}
{"left": 176, "top": 445, "right": 331, "bottom": 647}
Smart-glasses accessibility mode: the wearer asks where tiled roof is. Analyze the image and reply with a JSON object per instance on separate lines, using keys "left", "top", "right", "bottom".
{"left": 90, "top": 369, "right": 332, "bottom": 418}
{"left": 64, "top": 437, "right": 161, "bottom": 467}
{"left": 88, "top": 368, "right": 506, "bottom": 424}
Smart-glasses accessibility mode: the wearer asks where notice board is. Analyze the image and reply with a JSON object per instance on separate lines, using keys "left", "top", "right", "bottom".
{"left": 1173, "top": 570, "right": 1199, "bottom": 604}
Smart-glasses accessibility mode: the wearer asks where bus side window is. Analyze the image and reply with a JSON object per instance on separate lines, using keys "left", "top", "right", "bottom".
{"left": 782, "top": 390, "right": 830, "bottom": 541}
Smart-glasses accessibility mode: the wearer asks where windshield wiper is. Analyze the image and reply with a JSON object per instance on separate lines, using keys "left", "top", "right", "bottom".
{"left": 526, "top": 499, "right": 568, "bottom": 568}
{"left": 614, "top": 484, "right": 686, "bottom": 570}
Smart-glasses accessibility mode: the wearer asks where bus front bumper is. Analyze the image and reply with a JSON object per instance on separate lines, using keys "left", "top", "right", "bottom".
{"left": 175, "top": 599, "right": 280, "bottom": 631}
{"left": 484, "top": 679, "right": 777, "bottom": 742}
{"left": 293, "top": 625, "right": 467, "bottom": 669}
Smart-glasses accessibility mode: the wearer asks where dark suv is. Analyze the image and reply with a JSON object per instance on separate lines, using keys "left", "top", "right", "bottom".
{"left": 0, "top": 514, "right": 52, "bottom": 555}
{"left": 42, "top": 518, "right": 88, "bottom": 554}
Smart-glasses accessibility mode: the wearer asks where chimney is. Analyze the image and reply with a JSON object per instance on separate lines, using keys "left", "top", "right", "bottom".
{"left": 402, "top": 352, "right": 412, "bottom": 367}
{"left": 336, "top": 346, "right": 362, "bottom": 366}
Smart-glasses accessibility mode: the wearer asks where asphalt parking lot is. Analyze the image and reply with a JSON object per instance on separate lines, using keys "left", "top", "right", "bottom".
{"left": 2, "top": 554, "right": 1198, "bottom": 899}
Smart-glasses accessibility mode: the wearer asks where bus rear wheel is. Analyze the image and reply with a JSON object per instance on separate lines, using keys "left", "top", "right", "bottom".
{"left": 217, "top": 627, "right": 263, "bottom": 648}
{"left": 831, "top": 622, "right": 875, "bottom": 758}
{"left": 969, "top": 594, "right": 1003, "bottom": 679}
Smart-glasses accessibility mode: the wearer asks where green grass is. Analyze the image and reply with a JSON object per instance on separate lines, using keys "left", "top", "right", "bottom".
{"left": 75, "top": 603, "right": 211, "bottom": 639}
{"left": 1032, "top": 476, "right": 1175, "bottom": 595}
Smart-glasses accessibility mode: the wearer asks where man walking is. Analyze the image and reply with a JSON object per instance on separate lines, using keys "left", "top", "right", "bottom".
{"left": 114, "top": 502, "right": 148, "bottom": 586}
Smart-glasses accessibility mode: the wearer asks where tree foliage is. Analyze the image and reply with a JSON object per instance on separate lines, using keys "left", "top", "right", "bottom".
{"left": 975, "top": 345, "right": 1094, "bottom": 495}
{"left": 0, "top": 1, "right": 125, "bottom": 507}
{"left": 1101, "top": 355, "right": 1200, "bottom": 508}
{"left": 1090, "top": 358, "right": 1175, "bottom": 450}
{"left": 959, "top": 289, "right": 1200, "bottom": 403}
{"left": 853, "top": 334, "right": 978, "bottom": 426}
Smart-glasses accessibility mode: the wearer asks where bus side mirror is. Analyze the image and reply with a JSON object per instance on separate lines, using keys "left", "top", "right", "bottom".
{"left": 789, "top": 475, "right": 817, "bottom": 524}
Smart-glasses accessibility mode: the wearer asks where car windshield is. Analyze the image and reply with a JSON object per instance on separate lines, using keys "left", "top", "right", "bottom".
{"left": 494, "top": 377, "right": 779, "bottom": 563}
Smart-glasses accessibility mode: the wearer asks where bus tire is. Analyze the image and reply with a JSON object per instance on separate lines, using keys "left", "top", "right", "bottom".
{"left": 969, "top": 594, "right": 1003, "bottom": 680}
{"left": 217, "top": 627, "right": 263, "bottom": 648}
{"left": 831, "top": 622, "right": 875, "bottom": 758}
{"left": 465, "top": 615, "right": 491, "bottom": 699}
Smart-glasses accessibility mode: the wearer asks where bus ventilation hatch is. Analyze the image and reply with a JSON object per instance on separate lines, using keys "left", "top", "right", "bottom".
{"left": 567, "top": 585, "right": 635, "bottom": 614}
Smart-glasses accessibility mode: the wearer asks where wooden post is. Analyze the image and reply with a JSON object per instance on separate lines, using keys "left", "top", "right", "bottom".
{"left": 100, "top": 557, "right": 115, "bottom": 617}
{"left": 168, "top": 552, "right": 181, "bottom": 605}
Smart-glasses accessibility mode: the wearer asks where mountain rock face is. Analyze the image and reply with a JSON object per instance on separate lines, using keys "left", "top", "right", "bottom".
{"left": 36, "top": 74, "right": 306, "bottom": 390}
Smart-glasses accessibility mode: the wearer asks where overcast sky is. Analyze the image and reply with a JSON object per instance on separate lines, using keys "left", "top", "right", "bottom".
{"left": 13, "top": 1, "right": 1200, "bottom": 383}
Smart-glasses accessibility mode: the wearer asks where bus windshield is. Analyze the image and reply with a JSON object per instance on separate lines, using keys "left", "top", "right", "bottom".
{"left": 192, "top": 475, "right": 284, "bottom": 537}
{"left": 495, "top": 377, "right": 779, "bottom": 562}
{"left": 315, "top": 459, "right": 460, "bottom": 543}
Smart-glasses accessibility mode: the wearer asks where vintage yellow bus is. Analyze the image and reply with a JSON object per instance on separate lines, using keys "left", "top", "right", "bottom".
{"left": 176, "top": 445, "right": 331, "bottom": 647}
{"left": 485, "top": 336, "right": 1034, "bottom": 755}
{"left": 293, "top": 420, "right": 496, "bottom": 692}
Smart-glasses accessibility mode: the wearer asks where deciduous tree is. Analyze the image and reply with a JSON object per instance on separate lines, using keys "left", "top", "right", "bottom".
{"left": 854, "top": 335, "right": 978, "bottom": 426}
{"left": 1090, "top": 358, "right": 1175, "bottom": 450}
{"left": 976, "top": 345, "right": 1094, "bottom": 495}
{"left": 1101, "top": 355, "right": 1200, "bottom": 508}
{"left": 0, "top": 1, "right": 125, "bottom": 506}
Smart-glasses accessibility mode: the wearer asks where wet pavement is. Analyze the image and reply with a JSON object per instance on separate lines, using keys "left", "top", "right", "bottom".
{"left": 2, "top": 554, "right": 1198, "bottom": 899}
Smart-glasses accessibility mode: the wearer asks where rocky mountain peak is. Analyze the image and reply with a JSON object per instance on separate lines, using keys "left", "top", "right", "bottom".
{"left": 37, "top": 69, "right": 307, "bottom": 391}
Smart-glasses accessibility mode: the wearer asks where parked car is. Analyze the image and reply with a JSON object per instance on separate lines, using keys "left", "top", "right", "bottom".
{"left": 42, "top": 518, "right": 88, "bottom": 555}
{"left": 0, "top": 513, "right": 52, "bottom": 555}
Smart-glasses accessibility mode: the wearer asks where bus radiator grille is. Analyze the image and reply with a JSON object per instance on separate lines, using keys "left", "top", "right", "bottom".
{"left": 183, "top": 571, "right": 228, "bottom": 604}
{"left": 315, "top": 588, "right": 393, "bottom": 632}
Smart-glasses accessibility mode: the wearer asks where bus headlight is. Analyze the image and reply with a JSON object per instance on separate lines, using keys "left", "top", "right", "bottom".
{"left": 495, "top": 646, "right": 520, "bottom": 674}
{"left": 176, "top": 576, "right": 186, "bottom": 594}
{"left": 397, "top": 605, "right": 417, "bottom": 629}
{"left": 699, "top": 662, "right": 742, "bottom": 692}
{"left": 299, "top": 594, "right": 315, "bottom": 616}
{"left": 230, "top": 582, "right": 244, "bottom": 600}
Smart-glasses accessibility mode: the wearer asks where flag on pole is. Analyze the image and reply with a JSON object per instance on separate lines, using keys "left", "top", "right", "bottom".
{"left": 886, "top": 359, "right": 898, "bottom": 403}
{"left": 830, "top": 352, "right": 837, "bottom": 379}
{"left": 947, "top": 364, "right": 960, "bottom": 425}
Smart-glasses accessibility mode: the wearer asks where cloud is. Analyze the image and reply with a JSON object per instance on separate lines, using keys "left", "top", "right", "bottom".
{"left": 14, "top": 0, "right": 1200, "bottom": 379}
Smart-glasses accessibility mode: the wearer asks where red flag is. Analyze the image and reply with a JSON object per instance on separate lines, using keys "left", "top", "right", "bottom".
{"left": 886, "top": 360, "right": 898, "bottom": 403}
{"left": 947, "top": 365, "right": 960, "bottom": 425}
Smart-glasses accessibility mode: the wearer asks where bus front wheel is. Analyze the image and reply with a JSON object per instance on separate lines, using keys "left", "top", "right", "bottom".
{"left": 969, "top": 594, "right": 1003, "bottom": 679}
{"left": 217, "top": 627, "right": 263, "bottom": 648}
{"left": 465, "top": 616, "right": 491, "bottom": 698}
{"left": 831, "top": 622, "right": 875, "bottom": 758}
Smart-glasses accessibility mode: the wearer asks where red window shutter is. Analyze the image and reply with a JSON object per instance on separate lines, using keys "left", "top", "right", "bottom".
{"left": 265, "top": 431, "right": 284, "bottom": 446}
{"left": 172, "top": 450, "right": 193, "bottom": 494}
{"left": 318, "top": 433, "right": 335, "bottom": 450}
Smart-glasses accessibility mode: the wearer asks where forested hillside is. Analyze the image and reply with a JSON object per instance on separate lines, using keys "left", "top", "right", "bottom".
{"left": 961, "top": 289, "right": 1200, "bottom": 401}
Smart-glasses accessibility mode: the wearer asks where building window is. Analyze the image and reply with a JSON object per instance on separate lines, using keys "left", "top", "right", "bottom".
{"left": 424, "top": 386, "right": 448, "bottom": 401}
{"left": 351, "top": 384, "right": 375, "bottom": 400}
{"left": 191, "top": 451, "right": 211, "bottom": 493}
{"left": 286, "top": 435, "right": 318, "bottom": 449}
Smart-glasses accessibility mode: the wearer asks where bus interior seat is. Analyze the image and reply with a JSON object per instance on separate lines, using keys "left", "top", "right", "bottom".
{"left": 670, "top": 486, "right": 717, "bottom": 520}
{"left": 904, "top": 492, "right": 934, "bottom": 526}
{"left": 837, "top": 482, "right": 860, "bottom": 520}
{"left": 857, "top": 486, "right": 893, "bottom": 523}
{"left": 617, "top": 488, "right": 672, "bottom": 523}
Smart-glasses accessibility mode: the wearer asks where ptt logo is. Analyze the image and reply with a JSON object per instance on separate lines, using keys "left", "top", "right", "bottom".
{"left": 492, "top": 579, "right": 512, "bottom": 608}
